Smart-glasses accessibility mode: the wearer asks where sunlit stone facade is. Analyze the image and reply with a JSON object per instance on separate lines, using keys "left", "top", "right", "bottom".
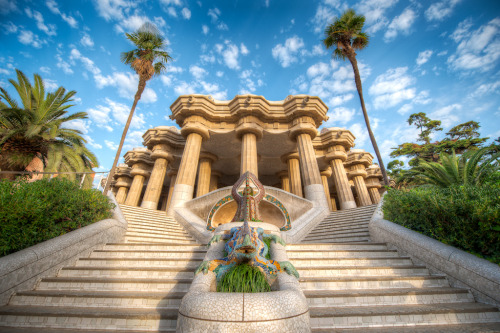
{"left": 112, "top": 94, "right": 384, "bottom": 214}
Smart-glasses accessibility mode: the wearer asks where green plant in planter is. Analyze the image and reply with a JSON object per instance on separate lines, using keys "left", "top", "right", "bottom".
{"left": 217, "top": 263, "right": 271, "bottom": 293}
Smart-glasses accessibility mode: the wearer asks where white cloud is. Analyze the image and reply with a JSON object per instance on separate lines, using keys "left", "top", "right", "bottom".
{"left": 240, "top": 43, "right": 249, "bottom": 55}
{"left": 26, "top": 8, "right": 57, "bottom": 36}
{"left": 429, "top": 103, "right": 462, "bottom": 127}
{"left": 350, "top": 123, "right": 369, "bottom": 147}
{"left": 93, "top": 0, "right": 136, "bottom": 21}
{"left": 202, "top": 24, "right": 209, "bottom": 35}
{"left": 105, "top": 140, "right": 118, "bottom": 150}
{"left": 189, "top": 65, "right": 207, "bottom": 80}
{"left": 215, "top": 41, "right": 242, "bottom": 70}
{"left": 356, "top": 0, "right": 399, "bottom": 34}
{"left": 425, "top": 0, "right": 461, "bottom": 22}
{"left": 307, "top": 62, "right": 329, "bottom": 77}
{"left": 384, "top": 8, "right": 417, "bottom": 41}
{"left": 161, "top": 0, "right": 182, "bottom": 5}
{"left": 174, "top": 81, "right": 196, "bottom": 95}
{"left": 70, "top": 48, "right": 100, "bottom": 75}
{"left": 311, "top": 5, "right": 336, "bottom": 35}
{"left": 2, "top": 21, "right": 17, "bottom": 34}
{"left": 181, "top": 7, "right": 191, "bottom": 19}
{"left": 217, "top": 22, "right": 228, "bottom": 30}
{"left": 325, "top": 107, "right": 356, "bottom": 125}
{"left": 44, "top": 79, "right": 58, "bottom": 91}
{"left": 468, "top": 81, "right": 500, "bottom": 98}
{"left": 39, "top": 66, "right": 51, "bottom": 74}
{"left": 46, "top": 0, "right": 78, "bottom": 28}
{"left": 166, "top": 7, "right": 177, "bottom": 17}
{"left": 216, "top": 71, "right": 224, "bottom": 77}
{"left": 397, "top": 103, "right": 413, "bottom": 115}
{"left": 167, "top": 65, "right": 183, "bottom": 73}
{"left": 80, "top": 33, "right": 94, "bottom": 48}
{"left": 87, "top": 98, "right": 146, "bottom": 132}
{"left": 123, "top": 130, "right": 146, "bottom": 151}
{"left": 208, "top": 8, "right": 220, "bottom": 22}
{"left": 95, "top": 72, "right": 158, "bottom": 103}
{"left": 65, "top": 119, "right": 90, "bottom": 134}
{"left": 160, "top": 75, "right": 172, "bottom": 86}
{"left": 447, "top": 18, "right": 500, "bottom": 72}
{"left": 272, "top": 35, "right": 305, "bottom": 67}
{"left": 56, "top": 54, "right": 73, "bottom": 74}
{"left": 369, "top": 67, "right": 417, "bottom": 109}
{"left": 18, "top": 30, "right": 45, "bottom": 48}
{"left": 328, "top": 94, "right": 354, "bottom": 107}
{"left": 416, "top": 50, "right": 433, "bottom": 65}
{"left": 238, "top": 69, "right": 264, "bottom": 94}
{"left": 84, "top": 136, "right": 103, "bottom": 149}
{"left": 115, "top": 15, "right": 167, "bottom": 35}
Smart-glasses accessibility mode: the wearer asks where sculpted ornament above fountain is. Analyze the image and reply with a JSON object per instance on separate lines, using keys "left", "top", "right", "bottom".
{"left": 195, "top": 171, "right": 299, "bottom": 287}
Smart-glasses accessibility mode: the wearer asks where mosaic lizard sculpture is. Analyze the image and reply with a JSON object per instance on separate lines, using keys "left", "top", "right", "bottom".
{"left": 196, "top": 172, "right": 299, "bottom": 286}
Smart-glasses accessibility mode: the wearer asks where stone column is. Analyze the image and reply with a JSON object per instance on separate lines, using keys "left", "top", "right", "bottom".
{"left": 167, "top": 124, "right": 209, "bottom": 215}
{"left": 236, "top": 120, "right": 263, "bottom": 177}
{"left": 366, "top": 165, "right": 383, "bottom": 204}
{"left": 113, "top": 164, "right": 132, "bottom": 204}
{"left": 325, "top": 146, "right": 357, "bottom": 210}
{"left": 346, "top": 150, "right": 373, "bottom": 207}
{"left": 320, "top": 168, "right": 333, "bottom": 211}
{"left": 209, "top": 171, "right": 221, "bottom": 192}
{"left": 196, "top": 152, "right": 217, "bottom": 197}
{"left": 290, "top": 118, "right": 329, "bottom": 208}
{"left": 165, "top": 170, "right": 177, "bottom": 212}
{"left": 277, "top": 171, "right": 290, "bottom": 192}
{"left": 141, "top": 144, "right": 173, "bottom": 209}
{"left": 282, "top": 153, "right": 302, "bottom": 197}
{"left": 124, "top": 149, "right": 153, "bottom": 207}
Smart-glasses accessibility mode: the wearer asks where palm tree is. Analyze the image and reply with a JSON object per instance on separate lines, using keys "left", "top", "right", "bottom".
{"left": 0, "top": 69, "right": 96, "bottom": 179}
{"left": 323, "top": 9, "right": 389, "bottom": 185}
{"left": 103, "top": 22, "right": 172, "bottom": 195}
{"left": 408, "top": 148, "right": 499, "bottom": 188}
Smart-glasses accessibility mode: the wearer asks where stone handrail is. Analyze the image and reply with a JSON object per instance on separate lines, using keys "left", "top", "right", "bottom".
{"left": 369, "top": 196, "right": 500, "bottom": 307}
{"left": 0, "top": 193, "right": 127, "bottom": 305}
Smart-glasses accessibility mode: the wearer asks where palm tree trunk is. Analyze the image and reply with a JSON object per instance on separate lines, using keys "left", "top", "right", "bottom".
{"left": 103, "top": 77, "right": 147, "bottom": 195}
{"left": 347, "top": 54, "right": 390, "bottom": 186}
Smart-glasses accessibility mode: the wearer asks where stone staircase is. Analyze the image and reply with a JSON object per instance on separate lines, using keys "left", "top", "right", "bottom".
{"left": 293, "top": 206, "right": 500, "bottom": 331}
{"left": 301, "top": 205, "right": 376, "bottom": 243}
{"left": 0, "top": 205, "right": 204, "bottom": 332}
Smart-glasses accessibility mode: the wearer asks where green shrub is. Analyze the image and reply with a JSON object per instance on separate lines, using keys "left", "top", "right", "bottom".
{"left": 217, "top": 263, "right": 271, "bottom": 293}
{"left": 382, "top": 184, "right": 500, "bottom": 264}
{"left": 0, "top": 178, "right": 115, "bottom": 257}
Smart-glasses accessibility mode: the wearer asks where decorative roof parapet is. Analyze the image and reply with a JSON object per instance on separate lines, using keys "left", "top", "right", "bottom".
{"left": 142, "top": 126, "right": 184, "bottom": 150}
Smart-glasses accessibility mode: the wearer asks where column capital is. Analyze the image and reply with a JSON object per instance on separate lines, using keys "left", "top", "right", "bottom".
{"left": 142, "top": 126, "right": 181, "bottom": 150}
{"left": 347, "top": 168, "right": 368, "bottom": 180}
{"left": 199, "top": 151, "right": 218, "bottom": 163}
{"left": 114, "top": 163, "right": 132, "bottom": 179}
{"left": 345, "top": 149, "right": 373, "bottom": 168}
{"left": 321, "top": 167, "right": 332, "bottom": 178}
{"left": 235, "top": 122, "right": 263, "bottom": 141}
{"left": 289, "top": 120, "right": 318, "bottom": 141}
{"left": 130, "top": 167, "right": 151, "bottom": 178}
{"left": 151, "top": 149, "right": 174, "bottom": 162}
{"left": 180, "top": 122, "right": 210, "bottom": 141}
{"left": 167, "top": 169, "right": 178, "bottom": 178}
{"left": 319, "top": 127, "right": 356, "bottom": 150}
{"left": 124, "top": 148, "right": 154, "bottom": 167}
{"left": 276, "top": 170, "right": 289, "bottom": 178}
{"left": 280, "top": 152, "right": 300, "bottom": 163}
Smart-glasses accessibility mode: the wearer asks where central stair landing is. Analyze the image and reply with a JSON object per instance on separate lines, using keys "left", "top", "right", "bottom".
{"left": 0, "top": 205, "right": 203, "bottom": 332}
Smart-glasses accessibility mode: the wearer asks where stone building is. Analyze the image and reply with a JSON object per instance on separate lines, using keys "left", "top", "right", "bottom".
{"left": 111, "top": 94, "right": 384, "bottom": 217}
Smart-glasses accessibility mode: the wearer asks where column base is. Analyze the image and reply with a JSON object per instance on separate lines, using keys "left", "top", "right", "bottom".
{"left": 304, "top": 183, "right": 330, "bottom": 209}
{"left": 340, "top": 201, "right": 357, "bottom": 210}
{"left": 166, "top": 183, "right": 194, "bottom": 216}
{"left": 140, "top": 201, "right": 159, "bottom": 210}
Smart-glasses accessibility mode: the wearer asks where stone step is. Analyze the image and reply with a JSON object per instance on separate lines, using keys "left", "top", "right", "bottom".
{"left": 74, "top": 258, "right": 202, "bottom": 268}
{"left": 302, "top": 236, "right": 370, "bottom": 243}
{"left": 0, "top": 327, "right": 176, "bottom": 333}
{"left": 119, "top": 204, "right": 167, "bottom": 214}
{"left": 58, "top": 267, "right": 196, "bottom": 279}
{"left": 317, "top": 218, "right": 371, "bottom": 228}
{"left": 298, "top": 265, "right": 429, "bottom": 277}
{"left": 305, "top": 287, "right": 474, "bottom": 307}
{"left": 291, "top": 256, "right": 413, "bottom": 267}
{"left": 10, "top": 290, "right": 186, "bottom": 309}
{"left": 309, "top": 303, "right": 500, "bottom": 329}
{"left": 103, "top": 243, "right": 205, "bottom": 251}
{"left": 308, "top": 223, "right": 369, "bottom": 234}
{"left": 90, "top": 250, "right": 207, "bottom": 259}
{"left": 0, "top": 306, "right": 178, "bottom": 331}
{"left": 126, "top": 223, "right": 185, "bottom": 233}
{"left": 124, "top": 236, "right": 196, "bottom": 244}
{"left": 304, "top": 231, "right": 370, "bottom": 240}
{"left": 286, "top": 243, "right": 388, "bottom": 251}
{"left": 287, "top": 249, "right": 399, "bottom": 259}
{"left": 37, "top": 277, "right": 193, "bottom": 292}
{"left": 311, "top": 322, "right": 500, "bottom": 332}
{"left": 299, "top": 275, "right": 450, "bottom": 290}
{"left": 124, "top": 232, "right": 194, "bottom": 241}
{"left": 126, "top": 227, "right": 190, "bottom": 237}
{"left": 124, "top": 216, "right": 179, "bottom": 226}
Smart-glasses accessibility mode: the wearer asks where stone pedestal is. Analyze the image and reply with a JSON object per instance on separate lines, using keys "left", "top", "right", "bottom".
{"left": 123, "top": 149, "right": 153, "bottom": 207}
{"left": 277, "top": 170, "right": 290, "bottom": 192}
{"left": 141, "top": 146, "right": 173, "bottom": 210}
{"left": 321, "top": 168, "right": 333, "bottom": 211}
{"left": 282, "top": 153, "right": 302, "bottom": 197}
{"left": 196, "top": 152, "right": 217, "bottom": 197}
{"left": 325, "top": 146, "right": 356, "bottom": 210}
{"left": 168, "top": 125, "right": 209, "bottom": 215}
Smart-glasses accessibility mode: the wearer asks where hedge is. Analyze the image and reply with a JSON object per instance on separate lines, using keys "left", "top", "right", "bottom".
{"left": 382, "top": 184, "right": 500, "bottom": 265}
{"left": 0, "top": 178, "right": 114, "bottom": 257}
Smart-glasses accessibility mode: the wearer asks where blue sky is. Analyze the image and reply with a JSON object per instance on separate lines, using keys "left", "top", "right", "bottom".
{"left": 1, "top": 0, "right": 499, "bottom": 173}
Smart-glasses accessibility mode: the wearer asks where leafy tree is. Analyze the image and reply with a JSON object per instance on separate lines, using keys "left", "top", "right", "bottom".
{"left": 0, "top": 69, "right": 97, "bottom": 180}
{"left": 323, "top": 9, "right": 389, "bottom": 185}
{"left": 103, "top": 22, "right": 172, "bottom": 195}
{"left": 391, "top": 113, "right": 488, "bottom": 165}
